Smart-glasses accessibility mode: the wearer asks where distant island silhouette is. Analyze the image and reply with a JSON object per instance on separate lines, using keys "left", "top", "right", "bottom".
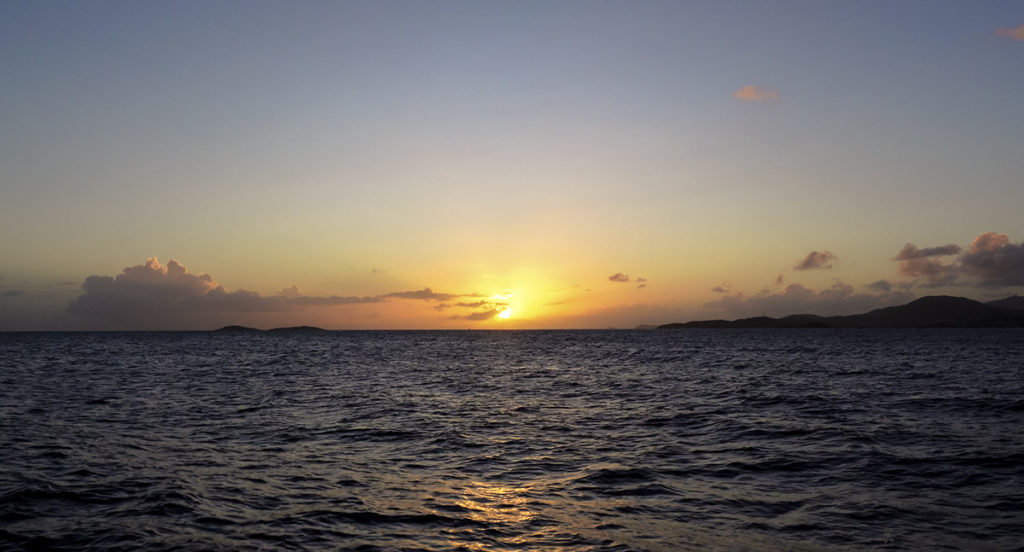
{"left": 656, "top": 295, "right": 1024, "bottom": 329}
{"left": 213, "top": 325, "right": 264, "bottom": 333}
{"left": 214, "top": 325, "right": 329, "bottom": 334}
{"left": 209, "top": 296, "right": 1024, "bottom": 331}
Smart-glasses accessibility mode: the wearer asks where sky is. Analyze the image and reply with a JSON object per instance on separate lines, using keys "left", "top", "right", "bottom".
{"left": 1, "top": 0, "right": 1023, "bottom": 330}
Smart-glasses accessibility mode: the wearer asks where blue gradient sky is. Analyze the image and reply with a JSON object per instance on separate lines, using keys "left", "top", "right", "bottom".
{"left": 2, "top": 1, "right": 1023, "bottom": 329}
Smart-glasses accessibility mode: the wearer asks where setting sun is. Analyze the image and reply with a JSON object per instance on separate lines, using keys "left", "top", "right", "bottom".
{"left": 498, "top": 308, "right": 513, "bottom": 320}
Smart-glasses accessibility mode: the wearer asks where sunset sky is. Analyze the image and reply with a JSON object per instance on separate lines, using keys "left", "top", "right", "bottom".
{"left": 2, "top": 1, "right": 1023, "bottom": 330}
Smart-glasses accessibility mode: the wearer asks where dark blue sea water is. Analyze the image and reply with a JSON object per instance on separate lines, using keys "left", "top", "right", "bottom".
{"left": 1, "top": 330, "right": 1023, "bottom": 551}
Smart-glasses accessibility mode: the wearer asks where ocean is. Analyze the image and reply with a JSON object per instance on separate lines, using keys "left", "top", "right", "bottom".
{"left": 1, "top": 329, "right": 1022, "bottom": 551}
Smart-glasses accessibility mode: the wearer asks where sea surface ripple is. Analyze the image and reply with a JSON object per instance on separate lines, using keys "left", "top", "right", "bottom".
{"left": 1, "top": 329, "right": 1023, "bottom": 551}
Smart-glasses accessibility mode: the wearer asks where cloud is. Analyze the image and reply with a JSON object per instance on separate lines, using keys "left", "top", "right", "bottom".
{"left": 454, "top": 300, "right": 492, "bottom": 308}
{"left": 125, "top": 257, "right": 217, "bottom": 294}
{"left": 608, "top": 273, "right": 630, "bottom": 283}
{"left": 995, "top": 25, "right": 1024, "bottom": 40}
{"left": 866, "top": 279, "right": 892, "bottom": 292}
{"left": 711, "top": 283, "right": 731, "bottom": 293}
{"left": 959, "top": 232, "right": 1024, "bottom": 286}
{"left": 892, "top": 233, "right": 1024, "bottom": 287}
{"left": 382, "top": 287, "right": 464, "bottom": 301}
{"left": 278, "top": 285, "right": 302, "bottom": 299}
{"left": 775, "top": 274, "right": 784, "bottom": 286}
{"left": 893, "top": 242, "right": 961, "bottom": 285}
{"left": 435, "top": 300, "right": 504, "bottom": 311}
{"left": 636, "top": 277, "right": 647, "bottom": 289}
{"left": 705, "top": 281, "right": 913, "bottom": 318}
{"left": 286, "top": 294, "right": 384, "bottom": 306}
{"left": 450, "top": 309, "right": 502, "bottom": 321}
{"left": 794, "top": 250, "right": 836, "bottom": 271}
{"left": 444, "top": 293, "right": 511, "bottom": 320}
{"left": 893, "top": 243, "right": 961, "bottom": 260}
{"left": 65, "top": 257, "right": 478, "bottom": 329}
{"left": 1, "top": 290, "right": 25, "bottom": 297}
{"left": 733, "top": 85, "right": 779, "bottom": 102}
{"left": 699, "top": 231, "right": 1022, "bottom": 321}
{"left": 897, "top": 257, "right": 958, "bottom": 286}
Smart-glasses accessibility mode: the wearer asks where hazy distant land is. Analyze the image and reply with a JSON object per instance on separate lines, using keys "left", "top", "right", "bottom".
{"left": 209, "top": 295, "right": 1024, "bottom": 332}
{"left": 656, "top": 295, "right": 1024, "bottom": 329}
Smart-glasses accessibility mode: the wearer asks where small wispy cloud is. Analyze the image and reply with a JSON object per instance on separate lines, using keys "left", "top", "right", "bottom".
{"left": 608, "top": 273, "right": 631, "bottom": 283}
{"left": 450, "top": 308, "right": 505, "bottom": 321}
{"left": 453, "top": 300, "right": 491, "bottom": 308}
{"left": 995, "top": 25, "right": 1024, "bottom": 41}
{"left": 733, "top": 85, "right": 779, "bottom": 102}
{"left": 866, "top": 279, "right": 893, "bottom": 292}
{"left": 894, "top": 244, "right": 961, "bottom": 260}
{"left": 794, "top": 250, "right": 836, "bottom": 271}
{"left": 383, "top": 287, "right": 467, "bottom": 301}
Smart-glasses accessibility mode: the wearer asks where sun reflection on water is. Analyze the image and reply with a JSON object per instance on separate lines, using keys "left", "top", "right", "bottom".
{"left": 456, "top": 481, "right": 535, "bottom": 524}
{"left": 445, "top": 481, "right": 537, "bottom": 550}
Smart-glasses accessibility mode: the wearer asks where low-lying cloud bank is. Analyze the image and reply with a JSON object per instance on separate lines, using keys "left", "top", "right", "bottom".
{"left": 66, "top": 258, "right": 484, "bottom": 329}
{"left": 705, "top": 281, "right": 913, "bottom": 318}
{"left": 704, "top": 232, "right": 1023, "bottom": 320}
{"left": 896, "top": 232, "right": 1024, "bottom": 287}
